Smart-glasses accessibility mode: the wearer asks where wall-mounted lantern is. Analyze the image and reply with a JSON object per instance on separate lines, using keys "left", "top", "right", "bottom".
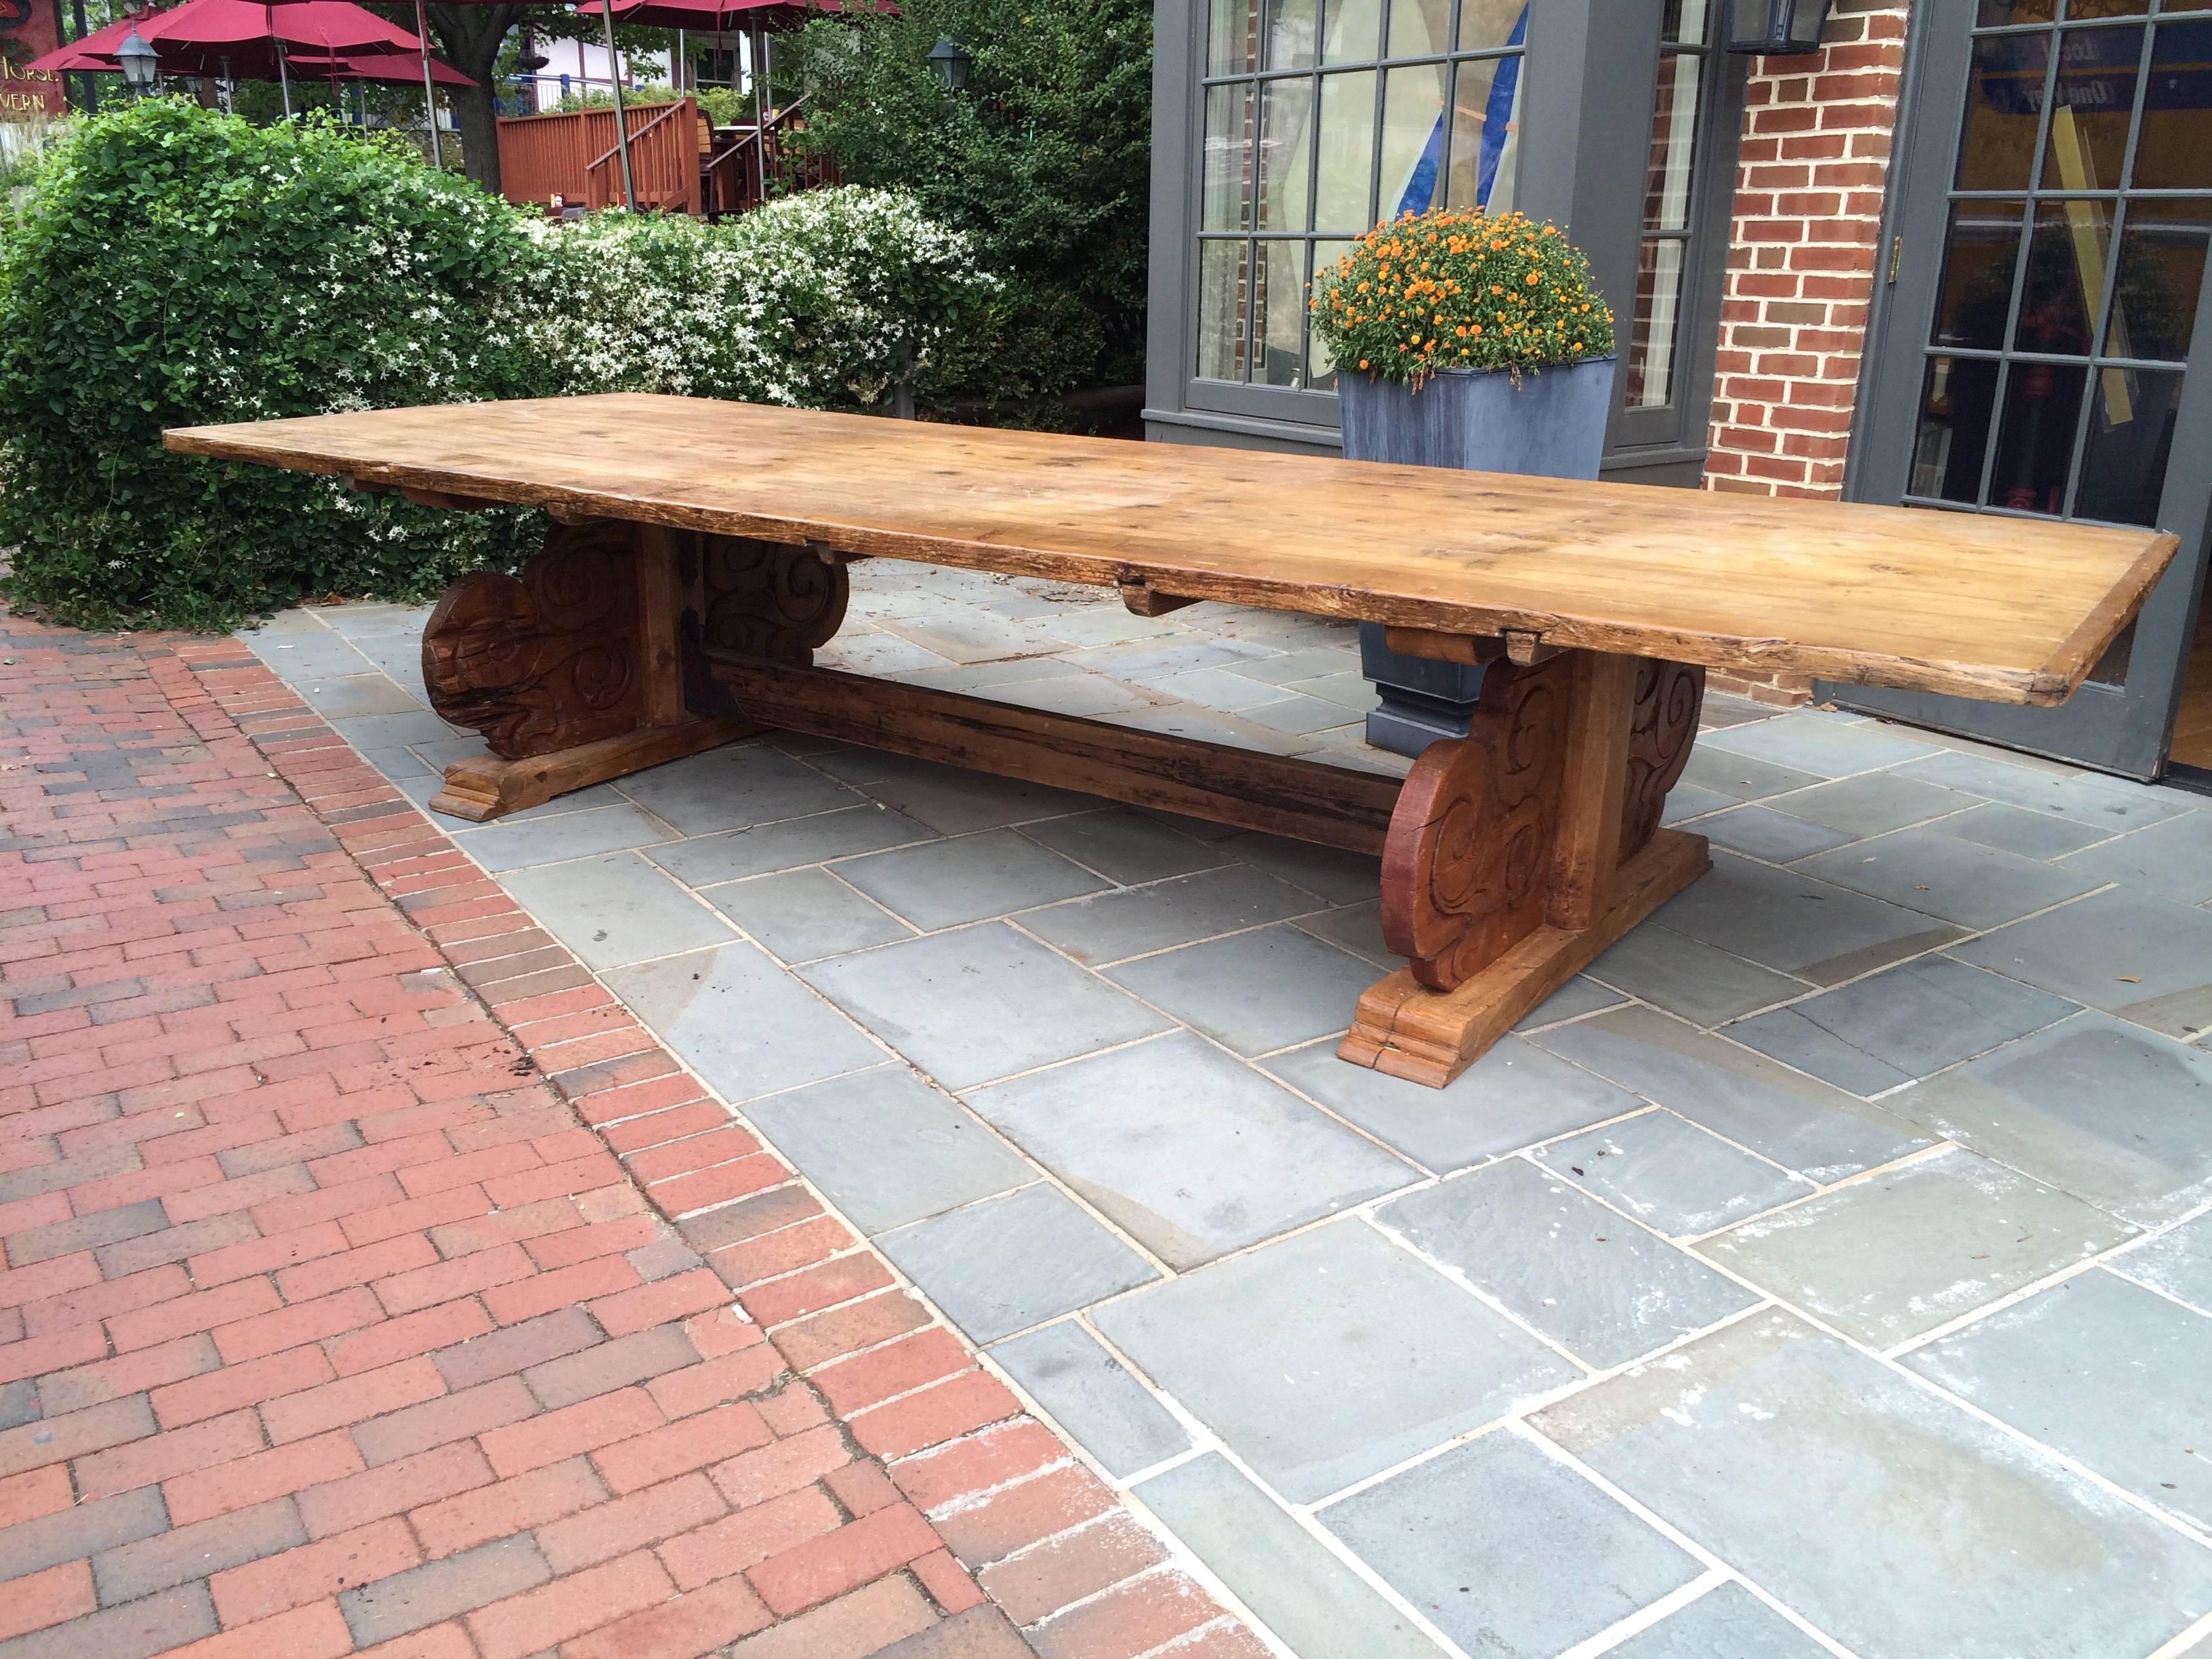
{"left": 1725, "top": 0, "right": 1833, "bottom": 56}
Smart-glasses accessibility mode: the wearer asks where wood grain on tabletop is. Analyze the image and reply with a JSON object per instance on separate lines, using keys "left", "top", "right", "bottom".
{"left": 164, "top": 393, "right": 2179, "bottom": 705}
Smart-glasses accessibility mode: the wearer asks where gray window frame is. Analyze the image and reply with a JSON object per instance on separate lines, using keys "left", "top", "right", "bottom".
{"left": 1144, "top": 0, "right": 1748, "bottom": 483}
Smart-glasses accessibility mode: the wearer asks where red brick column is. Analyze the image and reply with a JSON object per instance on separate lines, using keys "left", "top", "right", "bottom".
{"left": 1702, "top": 0, "right": 1912, "bottom": 700}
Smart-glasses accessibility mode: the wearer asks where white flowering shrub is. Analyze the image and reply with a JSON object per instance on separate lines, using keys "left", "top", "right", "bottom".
{"left": 523, "top": 187, "right": 999, "bottom": 411}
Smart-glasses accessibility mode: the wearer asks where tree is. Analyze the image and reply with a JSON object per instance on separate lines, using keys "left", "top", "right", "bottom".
{"left": 786, "top": 0, "right": 1151, "bottom": 394}
{"left": 420, "top": 3, "right": 527, "bottom": 192}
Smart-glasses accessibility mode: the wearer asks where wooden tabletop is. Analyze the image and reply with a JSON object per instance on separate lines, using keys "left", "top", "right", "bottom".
{"left": 165, "top": 393, "right": 2178, "bottom": 705}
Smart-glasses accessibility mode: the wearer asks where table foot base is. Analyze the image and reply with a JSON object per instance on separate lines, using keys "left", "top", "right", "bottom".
{"left": 428, "top": 718, "right": 766, "bottom": 823}
{"left": 1339, "top": 827, "right": 1709, "bottom": 1088}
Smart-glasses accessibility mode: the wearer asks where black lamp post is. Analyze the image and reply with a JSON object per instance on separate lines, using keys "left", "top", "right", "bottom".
{"left": 926, "top": 37, "right": 971, "bottom": 91}
{"left": 117, "top": 27, "right": 159, "bottom": 96}
{"left": 1725, "top": 0, "right": 1834, "bottom": 55}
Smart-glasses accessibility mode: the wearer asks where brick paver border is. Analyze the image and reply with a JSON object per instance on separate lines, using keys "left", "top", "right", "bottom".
{"left": 112, "top": 623, "right": 1264, "bottom": 1659}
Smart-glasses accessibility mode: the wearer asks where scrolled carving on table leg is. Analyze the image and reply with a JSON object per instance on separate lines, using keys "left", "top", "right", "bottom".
{"left": 1617, "top": 661, "right": 1705, "bottom": 861}
{"left": 421, "top": 519, "right": 644, "bottom": 761}
{"left": 696, "top": 534, "right": 850, "bottom": 663}
{"left": 1380, "top": 657, "right": 1570, "bottom": 993}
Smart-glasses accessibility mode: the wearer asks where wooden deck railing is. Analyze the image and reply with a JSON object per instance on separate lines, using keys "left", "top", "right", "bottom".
{"left": 701, "top": 97, "right": 840, "bottom": 218}
{"left": 496, "top": 98, "right": 705, "bottom": 215}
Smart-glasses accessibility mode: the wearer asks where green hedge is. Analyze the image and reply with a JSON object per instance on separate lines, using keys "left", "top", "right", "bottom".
{"left": 0, "top": 101, "right": 545, "bottom": 629}
{"left": 0, "top": 102, "right": 1002, "bottom": 630}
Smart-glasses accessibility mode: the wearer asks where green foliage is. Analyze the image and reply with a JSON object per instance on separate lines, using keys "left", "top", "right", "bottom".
{"left": 0, "top": 98, "right": 544, "bottom": 629}
{"left": 785, "top": 0, "right": 1151, "bottom": 408}
{"left": 695, "top": 85, "right": 755, "bottom": 129}
{"left": 1310, "top": 207, "right": 1617, "bottom": 390}
{"left": 521, "top": 188, "right": 1000, "bottom": 411}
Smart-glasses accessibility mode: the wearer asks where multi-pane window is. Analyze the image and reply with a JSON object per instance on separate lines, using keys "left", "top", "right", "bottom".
{"left": 1626, "top": 0, "right": 1714, "bottom": 407}
{"left": 1196, "top": 0, "right": 1535, "bottom": 389}
{"left": 1911, "top": 0, "right": 2212, "bottom": 529}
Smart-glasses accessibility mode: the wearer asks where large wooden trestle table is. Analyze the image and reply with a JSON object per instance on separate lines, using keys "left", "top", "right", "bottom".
{"left": 166, "top": 394, "right": 2179, "bottom": 1089}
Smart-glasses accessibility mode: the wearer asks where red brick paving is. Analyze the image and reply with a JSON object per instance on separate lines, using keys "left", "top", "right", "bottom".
{"left": 0, "top": 609, "right": 1265, "bottom": 1659}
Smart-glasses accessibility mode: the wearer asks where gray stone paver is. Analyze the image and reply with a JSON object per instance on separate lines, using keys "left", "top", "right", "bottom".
{"left": 1535, "top": 1310, "right": 2212, "bottom": 1658}
{"left": 1698, "top": 1147, "right": 2134, "bottom": 1348}
{"left": 247, "top": 572, "right": 2212, "bottom": 1659}
{"left": 1319, "top": 1431, "right": 1702, "bottom": 1658}
{"left": 989, "top": 1322, "right": 1191, "bottom": 1480}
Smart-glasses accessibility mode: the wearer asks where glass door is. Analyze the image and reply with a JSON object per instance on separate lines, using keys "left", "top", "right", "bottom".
{"left": 1831, "top": 0, "right": 2212, "bottom": 780}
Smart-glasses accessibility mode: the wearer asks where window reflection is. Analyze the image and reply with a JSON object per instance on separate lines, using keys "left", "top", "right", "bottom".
{"left": 2106, "top": 197, "right": 2211, "bottom": 362}
{"left": 2038, "top": 27, "right": 2142, "bottom": 194}
{"left": 2075, "top": 367, "right": 2180, "bottom": 527}
{"left": 1196, "top": 0, "right": 1530, "bottom": 387}
{"left": 1990, "top": 361, "right": 2086, "bottom": 516}
{"left": 1931, "top": 201, "right": 2025, "bottom": 351}
{"left": 1957, "top": 34, "right": 2049, "bottom": 194}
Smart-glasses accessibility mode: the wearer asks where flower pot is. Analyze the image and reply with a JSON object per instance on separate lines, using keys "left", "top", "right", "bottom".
{"left": 1340, "top": 356, "right": 1618, "bottom": 756}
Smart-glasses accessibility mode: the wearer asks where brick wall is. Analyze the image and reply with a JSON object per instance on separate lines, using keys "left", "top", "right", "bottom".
{"left": 1702, "top": 0, "right": 1912, "bottom": 701}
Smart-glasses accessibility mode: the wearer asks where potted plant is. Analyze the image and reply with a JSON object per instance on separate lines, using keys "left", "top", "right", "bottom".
{"left": 1309, "top": 207, "right": 1616, "bottom": 754}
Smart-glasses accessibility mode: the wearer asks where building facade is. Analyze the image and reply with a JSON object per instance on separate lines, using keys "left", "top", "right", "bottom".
{"left": 1144, "top": 0, "right": 2212, "bottom": 783}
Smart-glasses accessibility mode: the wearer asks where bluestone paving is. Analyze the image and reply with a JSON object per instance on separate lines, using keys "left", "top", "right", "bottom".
{"left": 1891, "top": 1015, "right": 2212, "bottom": 1224}
{"left": 834, "top": 827, "right": 1110, "bottom": 930}
{"left": 1319, "top": 1432, "right": 1702, "bottom": 1658}
{"left": 1796, "top": 826, "right": 2106, "bottom": 928}
{"left": 1136, "top": 1454, "right": 1445, "bottom": 1659}
{"left": 1757, "top": 768, "right": 1983, "bottom": 838}
{"left": 604, "top": 940, "right": 883, "bottom": 1103}
{"left": 1017, "top": 806, "right": 1232, "bottom": 883}
{"left": 1701, "top": 710, "right": 1940, "bottom": 775}
{"left": 1952, "top": 886, "right": 2212, "bottom": 1038}
{"left": 1678, "top": 746, "right": 1824, "bottom": 803}
{"left": 293, "top": 671, "right": 423, "bottom": 718}
{"left": 230, "top": 575, "right": 2212, "bottom": 1659}
{"left": 1292, "top": 897, "right": 1395, "bottom": 965}
{"left": 876, "top": 1183, "right": 1158, "bottom": 1344}
{"left": 799, "top": 922, "right": 1170, "bottom": 1089}
{"left": 859, "top": 764, "right": 1103, "bottom": 836}
{"left": 1514, "top": 973, "right": 1627, "bottom": 1029}
{"left": 1531, "top": 1008, "right": 1936, "bottom": 1183}
{"left": 1904, "top": 1269, "right": 2212, "bottom": 1531}
{"left": 1601, "top": 1582, "right": 1835, "bottom": 1658}
{"left": 1094, "top": 1223, "right": 1578, "bottom": 1502}
{"left": 989, "top": 1322, "right": 1191, "bottom": 1479}
{"left": 2116, "top": 1211, "right": 2212, "bottom": 1314}
{"left": 741, "top": 1064, "right": 1035, "bottom": 1234}
{"left": 967, "top": 1032, "right": 1415, "bottom": 1268}
{"left": 1378, "top": 1161, "right": 1759, "bottom": 1368}
{"left": 1585, "top": 922, "right": 1811, "bottom": 1027}
{"left": 1931, "top": 799, "right": 2115, "bottom": 860}
{"left": 701, "top": 864, "right": 917, "bottom": 961}
{"left": 1534, "top": 1311, "right": 2212, "bottom": 1658}
{"left": 1639, "top": 853, "right": 1965, "bottom": 986}
{"left": 499, "top": 853, "right": 733, "bottom": 971}
{"left": 1103, "top": 924, "right": 1378, "bottom": 1055}
{"left": 1533, "top": 1110, "right": 1819, "bottom": 1238}
{"left": 1018, "top": 863, "right": 1326, "bottom": 966}
{"left": 1723, "top": 955, "right": 2078, "bottom": 1095}
{"left": 1214, "top": 830, "right": 1383, "bottom": 903}
{"left": 1695, "top": 803, "right": 1854, "bottom": 863}
{"left": 646, "top": 801, "right": 937, "bottom": 884}
{"left": 457, "top": 802, "right": 678, "bottom": 875}
{"left": 1262, "top": 1033, "right": 1645, "bottom": 1173}
{"left": 1698, "top": 1148, "right": 2133, "bottom": 1347}
{"left": 2057, "top": 806, "right": 2212, "bottom": 905}
{"left": 1901, "top": 748, "right": 2194, "bottom": 832}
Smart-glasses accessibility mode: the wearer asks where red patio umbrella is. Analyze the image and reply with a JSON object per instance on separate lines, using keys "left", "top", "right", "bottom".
{"left": 33, "top": 0, "right": 431, "bottom": 114}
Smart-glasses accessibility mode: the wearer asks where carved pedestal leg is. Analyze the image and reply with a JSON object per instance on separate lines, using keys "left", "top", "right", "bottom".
{"left": 1339, "top": 653, "right": 1710, "bottom": 1088}
{"left": 420, "top": 521, "right": 848, "bottom": 822}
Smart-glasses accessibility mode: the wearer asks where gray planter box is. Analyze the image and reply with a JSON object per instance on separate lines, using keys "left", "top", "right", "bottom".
{"left": 1340, "top": 357, "right": 1618, "bottom": 755}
